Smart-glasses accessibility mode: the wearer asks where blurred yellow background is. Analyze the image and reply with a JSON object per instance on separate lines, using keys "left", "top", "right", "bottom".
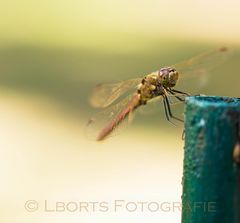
{"left": 0, "top": 1, "right": 240, "bottom": 223}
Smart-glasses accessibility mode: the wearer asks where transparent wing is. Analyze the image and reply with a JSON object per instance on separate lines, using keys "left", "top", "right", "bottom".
{"left": 174, "top": 47, "right": 232, "bottom": 76}
{"left": 89, "top": 78, "right": 142, "bottom": 108}
{"left": 138, "top": 93, "right": 186, "bottom": 116}
{"left": 86, "top": 94, "right": 137, "bottom": 141}
{"left": 86, "top": 93, "right": 188, "bottom": 141}
{"left": 172, "top": 47, "right": 233, "bottom": 93}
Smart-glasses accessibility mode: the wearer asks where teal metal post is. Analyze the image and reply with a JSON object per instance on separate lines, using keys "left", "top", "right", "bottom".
{"left": 182, "top": 96, "right": 240, "bottom": 223}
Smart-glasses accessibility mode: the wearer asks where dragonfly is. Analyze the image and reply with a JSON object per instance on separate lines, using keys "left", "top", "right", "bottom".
{"left": 87, "top": 47, "right": 231, "bottom": 141}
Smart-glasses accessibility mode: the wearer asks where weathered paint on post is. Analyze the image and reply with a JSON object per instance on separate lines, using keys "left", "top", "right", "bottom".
{"left": 182, "top": 96, "right": 240, "bottom": 223}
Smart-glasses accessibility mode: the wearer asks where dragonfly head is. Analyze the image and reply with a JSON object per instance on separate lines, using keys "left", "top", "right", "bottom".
{"left": 159, "top": 67, "right": 179, "bottom": 87}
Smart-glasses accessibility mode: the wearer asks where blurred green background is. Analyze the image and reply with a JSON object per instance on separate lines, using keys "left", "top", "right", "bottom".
{"left": 0, "top": 1, "right": 240, "bottom": 223}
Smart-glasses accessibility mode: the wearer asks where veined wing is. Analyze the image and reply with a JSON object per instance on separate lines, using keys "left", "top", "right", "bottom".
{"left": 89, "top": 78, "right": 142, "bottom": 108}
{"left": 138, "top": 93, "right": 186, "bottom": 116}
{"left": 86, "top": 94, "right": 140, "bottom": 141}
{"left": 87, "top": 93, "right": 187, "bottom": 141}
{"left": 173, "top": 47, "right": 232, "bottom": 76}
{"left": 172, "top": 47, "right": 233, "bottom": 92}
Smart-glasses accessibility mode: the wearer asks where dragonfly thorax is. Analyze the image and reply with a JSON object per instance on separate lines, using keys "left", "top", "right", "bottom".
{"left": 159, "top": 67, "right": 179, "bottom": 88}
{"left": 137, "top": 74, "right": 165, "bottom": 103}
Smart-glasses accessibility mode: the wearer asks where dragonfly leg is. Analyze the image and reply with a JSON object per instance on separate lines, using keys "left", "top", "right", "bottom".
{"left": 182, "top": 129, "right": 185, "bottom": 140}
{"left": 163, "top": 96, "right": 170, "bottom": 121}
{"left": 163, "top": 96, "right": 177, "bottom": 126}
{"left": 171, "top": 89, "right": 190, "bottom": 96}
{"left": 164, "top": 95, "right": 184, "bottom": 122}
{"left": 162, "top": 96, "right": 178, "bottom": 125}
{"left": 167, "top": 89, "right": 185, "bottom": 102}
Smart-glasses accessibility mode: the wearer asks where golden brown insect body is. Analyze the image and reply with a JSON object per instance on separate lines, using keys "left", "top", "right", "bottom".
{"left": 96, "top": 67, "right": 179, "bottom": 141}
{"left": 137, "top": 67, "right": 179, "bottom": 105}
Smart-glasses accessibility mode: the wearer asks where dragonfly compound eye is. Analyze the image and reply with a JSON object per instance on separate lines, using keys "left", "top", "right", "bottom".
{"left": 159, "top": 67, "right": 179, "bottom": 87}
{"left": 168, "top": 68, "right": 179, "bottom": 87}
{"left": 159, "top": 67, "right": 169, "bottom": 78}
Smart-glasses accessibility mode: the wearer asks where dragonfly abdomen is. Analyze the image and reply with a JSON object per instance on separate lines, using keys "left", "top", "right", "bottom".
{"left": 97, "top": 94, "right": 141, "bottom": 141}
